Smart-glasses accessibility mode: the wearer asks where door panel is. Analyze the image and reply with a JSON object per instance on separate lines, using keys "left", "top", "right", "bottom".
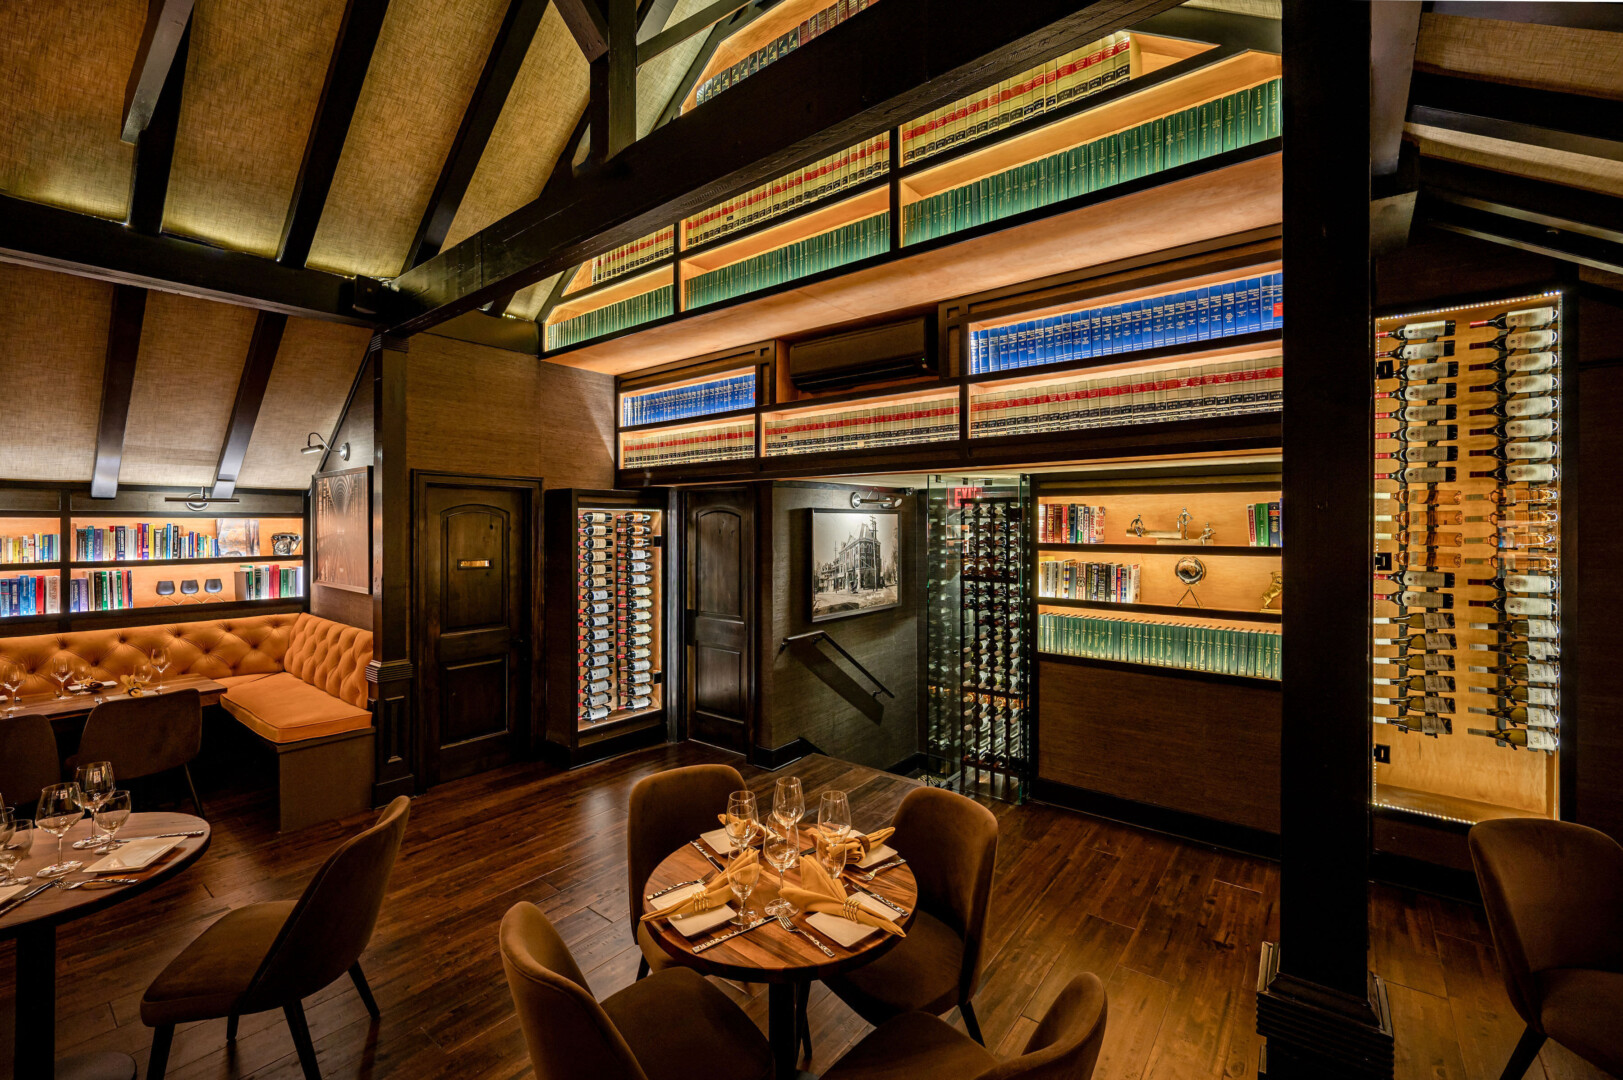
{"left": 685, "top": 488, "right": 755, "bottom": 752}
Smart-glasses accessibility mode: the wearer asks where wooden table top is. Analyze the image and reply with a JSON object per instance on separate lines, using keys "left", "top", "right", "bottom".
{"left": 3, "top": 674, "right": 226, "bottom": 723}
{"left": 0, "top": 812, "right": 210, "bottom": 937}
{"left": 642, "top": 835, "right": 917, "bottom": 984}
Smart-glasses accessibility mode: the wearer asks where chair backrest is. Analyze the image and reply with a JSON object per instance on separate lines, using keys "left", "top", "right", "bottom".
{"left": 892, "top": 786, "right": 999, "bottom": 999}
{"left": 76, "top": 689, "right": 202, "bottom": 780}
{"left": 241, "top": 796, "right": 410, "bottom": 1010}
{"left": 978, "top": 973, "right": 1108, "bottom": 1080}
{"left": 626, "top": 764, "right": 745, "bottom": 939}
{"left": 1469, "top": 817, "right": 1623, "bottom": 1024}
{"left": 0, "top": 715, "right": 61, "bottom": 809}
{"left": 281, "top": 613, "right": 373, "bottom": 711}
{"left": 501, "top": 901, "right": 650, "bottom": 1080}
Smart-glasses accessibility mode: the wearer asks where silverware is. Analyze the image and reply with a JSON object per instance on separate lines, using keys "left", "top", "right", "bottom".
{"left": 0, "top": 882, "right": 56, "bottom": 917}
{"left": 777, "top": 914, "right": 836, "bottom": 957}
{"left": 646, "top": 878, "right": 703, "bottom": 902}
{"left": 690, "top": 840, "right": 726, "bottom": 873}
{"left": 62, "top": 878, "right": 139, "bottom": 890}
{"left": 847, "top": 882, "right": 910, "bottom": 918}
{"left": 857, "top": 858, "right": 906, "bottom": 882}
{"left": 149, "top": 831, "right": 207, "bottom": 839}
{"left": 692, "top": 917, "right": 770, "bottom": 953}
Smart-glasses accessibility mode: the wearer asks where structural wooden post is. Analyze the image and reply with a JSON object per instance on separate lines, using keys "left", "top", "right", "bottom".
{"left": 588, "top": 0, "right": 638, "bottom": 163}
{"left": 1256, "top": 3, "right": 1393, "bottom": 1076}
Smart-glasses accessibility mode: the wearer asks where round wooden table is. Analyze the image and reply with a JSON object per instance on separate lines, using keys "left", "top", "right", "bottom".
{"left": 0, "top": 811, "right": 211, "bottom": 1080}
{"left": 642, "top": 839, "right": 918, "bottom": 1078}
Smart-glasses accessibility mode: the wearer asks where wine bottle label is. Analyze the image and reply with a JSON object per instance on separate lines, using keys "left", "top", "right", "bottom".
{"left": 1473, "top": 307, "right": 1555, "bottom": 330}
{"left": 1392, "top": 425, "right": 1456, "bottom": 443}
{"left": 1474, "top": 618, "right": 1556, "bottom": 639}
{"left": 1501, "top": 573, "right": 1555, "bottom": 595}
{"left": 1391, "top": 382, "right": 1455, "bottom": 401}
{"left": 626, "top": 660, "right": 652, "bottom": 672}
{"left": 1502, "top": 396, "right": 1555, "bottom": 418}
{"left": 1396, "top": 590, "right": 1452, "bottom": 609}
{"left": 581, "top": 512, "right": 612, "bottom": 523}
{"left": 1499, "top": 351, "right": 1556, "bottom": 374}
{"left": 1504, "top": 440, "right": 1555, "bottom": 461}
{"left": 586, "top": 655, "right": 611, "bottom": 669}
{"left": 1380, "top": 404, "right": 1456, "bottom": 423}
{"left": 627, "top": 696, "right": 653, "bottom": 710}
{"left": 1396, "top": 467, "right": 1456, "bottom": 484}
{"left": 1503, "top": 330, "right": 1558, "bottom": 351}
{"left": 1505, "top": 463, "right": 1556, "bottom": 483}
{"left": 1526, "top": 728, "right": 1558, "bottom": 751}
{"left": 581, "top": 706, "right": 609, "bottom": 721}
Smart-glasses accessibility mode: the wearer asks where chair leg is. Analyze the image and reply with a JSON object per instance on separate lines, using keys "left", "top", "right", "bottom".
{"left": 183, "top": 763, "right": 206, "bottom": 818}
{"left": 795, "top": 981, "right": 812, "bottom": 1060}
{"left": 350, "top": 962, "right": 382, "bottom": 1021}
{"left": 226, "top": 1012, "right": 239, "bottom": 1042}
{"left": 1499, "top": 1026, "right": 1546, "bottom": 1080}
{"left": 636, "top": 955, "right": 650, "bottom": 981}
{"left": 960, "top": 998, "right": 985, "bottom": 1046}
{"left": 148, "top": 1024, "right": 175, "bottom": 1080}
{"left": 284, "top": 1000, "right": 323, "bottom": 1080}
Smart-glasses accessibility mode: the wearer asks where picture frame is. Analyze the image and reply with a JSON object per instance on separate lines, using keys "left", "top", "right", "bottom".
{"left": 312, "top": 466, "right": 372, "bottom": 594}
{"left": 809, "top": 508, "right": 901, "bottom": 622}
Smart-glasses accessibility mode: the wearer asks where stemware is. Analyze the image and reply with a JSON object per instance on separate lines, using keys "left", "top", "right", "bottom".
{"left": 0, "top": 661, "right": 22, "bottom": 714}
{"left": 728, "top": 854, "right": 761, "bottom": 927}
{"left": 1, "top": 814, "right": 34, "bottom": 885}
{"left": 131, "top": 662, "right": 155, "bottom": 695}
{"left": 48, "top": 656, "right": 73, "bottom": 699}
{"left": 772, "top": 777, "right": 805, "bottom": 835}
{"left": 817, "top": 790, "right": 853, "bottom": 878}
{"left": 93, "top": 791, "right": 131, "bottom": 854}
{"left": 150, "top": 646, "right": 171, "bottom": 692}
{"left": 725, "top": 791, "right": 759, "bottom": 857}
{"left": 764, "top": 824, "right": 800, "bottom": 917}
{"left": 36, "top": 783, "right": 84, "bottom": 877}
{"left": 73, "top": 762, "right": 116, "bottom": 850}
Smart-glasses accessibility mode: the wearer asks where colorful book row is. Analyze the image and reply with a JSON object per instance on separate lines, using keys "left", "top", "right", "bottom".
{"left": 1037, "top": 560, "right": 1141, "bottom": 603}
{"left": 1, "top": 574, "right": 60, "bottom": 617}
{"left": 621, "top": 422, "right": 756, "bottom": 470}
{"left": 970, "top": 272, "right": 1282, "bottom": 374}
{"left": 70, "top": 570, "right": 133, "bottom": 612}
{"left": 1, "top": 533, "right": 59, "bottom": 564}
{"left": 901, "top": 32, "right": 1131, "bottom": 164}
{"left": 763, "top": 397, "right": 959, "bottom": 457}
{"left": 582, "top": 227, "right": 674, "bottom": 287}
{"left": 1036, "top": 504, "right": 1106, "bottom": 544}
{"left": 236, "top": 564, "right": 304, "bottom": 600}
{"left": 621, "top": 372, "right": 756, "bottom": 428}
{"left": 683, "top": 136, "right": 889, "bottom": 249}
{"left": 685, "top": 213, "right": 889, "bottom": 310}
{"left": 74, "top": 524, "right": 223, "bottom": 562}
{"left": 1040, "top": 611, "right": 1281, "bottom": 680}
{"left": 968, "top": 356, "right": 1283, "bottom": 438}
{"left": 903, "top": 78, "right": 1282, "bottom": 247}
{"left": 547, "top": 285, "right": 674, "bottom": 350}
{"left": 693, "top": 0, "right": 880, "bottom": 107}
{"left": 1246, "top": 502, "right": 1282, "bottom": 547}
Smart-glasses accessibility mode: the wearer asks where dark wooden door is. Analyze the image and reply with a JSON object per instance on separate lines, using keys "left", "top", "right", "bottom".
{"left": 416, "top": 475, "right": 535, "bottom": 785}
{"left": 685, "top": 487, "right": 755, "bottom": 752}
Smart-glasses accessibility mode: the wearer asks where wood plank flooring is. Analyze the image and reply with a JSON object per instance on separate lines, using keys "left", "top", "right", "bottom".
{"left": 0, "top": 743, "right": 1612, "bottom": 1080}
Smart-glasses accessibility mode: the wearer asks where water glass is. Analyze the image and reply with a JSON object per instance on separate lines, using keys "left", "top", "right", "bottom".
{"left": 36, "top": 783, "right": 84, "bottom": 878}
{"left": 1, "top": 814, "right": 34, "bottom": 885}
{"left": 0, "top": 661, "right": 22, "bottom": 713}
{"left": 728, "top": 857, "right": 761, "bottom": 926}
{"left": 131, "top": 662, "right": 154, "bottom": 694}
{"left": 772, "top": 777, "right": 805, "bottom": 834}
{"left": 151, "top": 646, "right": 171, "bottom": 692}
{"left": 725, "top": 791, "right": 758, "bottom": 856}
{"left": 93, "top": 791, "right": 131, "bottom": 855}
{"left": 764, "top": 825, "right": 799, "bottom": 917}
{"left": 48, "top": 656, "right": 73, "bottom": 699}
{"left": 73, "top": 762, "right": 116, "bottom": 850}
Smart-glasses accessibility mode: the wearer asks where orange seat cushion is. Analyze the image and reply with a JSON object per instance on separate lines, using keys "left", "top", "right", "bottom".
{"left": 220, "top": 672, "right": 373, "bottom": 744}
{"left": 215, "top": 673, "right": 274, "bottom": 691}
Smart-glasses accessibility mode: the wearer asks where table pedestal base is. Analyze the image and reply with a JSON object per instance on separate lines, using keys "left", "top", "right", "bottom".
{"left": 55, "top": 1051, "right": 137, "bottom": 1080}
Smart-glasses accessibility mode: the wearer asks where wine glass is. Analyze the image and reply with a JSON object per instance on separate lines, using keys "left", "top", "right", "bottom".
{"left": 728, "top": 854, "right": 761, "bottom": 927}
{"left": 93, "top": 791, "right": 131, "bottom": 855}
{"left": 48, "top": 656, "right": 73, "bottom": 699}
{"left": 0, "top": 661, "right": 22, "bottom": 714}
{"left": 772, "top": 777, "right": 805, "bottom": 836}
{"left": 1, "top": 814, "right": 34, "bottom": 885}
{"left": 0, "top": 811, "right": 14, "bottom": 885}
{"left": 150, "top": 646, "right": 170, "bottom": 692}
{"left": 817, "top": 790, "right": 853, "bottom": 878}
{"left": 35, "top": 783, "right": 84, "bottom": 877}
{"left": 131, "top": 662, "right": 154, "bottom": 695}
{"left": 73, "top": 762, "right": 115, "bottom": 850}
{"left": 725, "top": 791, "right": 759, "bottom": 857}
{"left": 764, "top": 824, "right": 799, "bottom": 917}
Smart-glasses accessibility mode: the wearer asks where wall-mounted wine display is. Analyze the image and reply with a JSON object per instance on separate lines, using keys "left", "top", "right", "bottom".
{"left": 1371, "top": 291, "right": 1563, "bottom": 824}
{"left": 574, "top": 507, "right": 662, "bottom": 729}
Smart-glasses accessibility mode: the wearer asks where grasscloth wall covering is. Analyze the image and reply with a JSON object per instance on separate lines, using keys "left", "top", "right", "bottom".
{"left": 0, "top": 264, "right": 112, "bottom": 482}
{"left": 1417, "top": 13, "right": 1623, "bottom": 101}
{"left": 635, "top": 0, "right": 712, "bottom": 137}
{"left": 164, "top": 0, "right": 350, "bottom": 256}
{"left": 239, "top": 318, "right": 375, "bottom": 490}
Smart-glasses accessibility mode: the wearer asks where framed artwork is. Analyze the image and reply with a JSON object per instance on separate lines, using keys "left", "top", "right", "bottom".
{"left": 313, "top": 466, "right": 372, "bottom": 594}
{"left": 810, "top": 508, "right": 901, "bottom": 622}
{"left": 214, "top": 518, "right": 260, "bottom": 556}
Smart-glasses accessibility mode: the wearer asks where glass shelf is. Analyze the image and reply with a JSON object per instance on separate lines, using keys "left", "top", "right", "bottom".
{"left": 620, "top": 417, "right": 756, "bottom": 470}
{"left": 762, "top": 388, "right": 958, "bottom": 458}
{"left": 69, "top": 516, "right": 304, "bottom": 563}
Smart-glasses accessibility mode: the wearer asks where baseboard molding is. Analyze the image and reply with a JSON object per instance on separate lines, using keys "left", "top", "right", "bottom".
{"left": 751, "top": 737, "right": 822, "bottom": 770}
{"left": 1369, "top": 850, "right": 1481, "bottom": 903}
{"left": 541, "top": 723, "right": 667, "bottom": 769}
{"left": 1031, "top": 777, "right": 1280, "bottom": 860}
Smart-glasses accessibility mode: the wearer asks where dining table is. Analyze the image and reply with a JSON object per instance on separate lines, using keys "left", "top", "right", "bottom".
{"left": 3, "top": 674, "right": 227, "bottom": 724}
{"left": 0, "top": 811, "right": 211, "bottom": 1080}
{"left": 641, "top": 832, "right": 918, "bottom": 1079}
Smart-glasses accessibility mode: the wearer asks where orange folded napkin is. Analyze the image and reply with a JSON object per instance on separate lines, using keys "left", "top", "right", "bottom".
{"left": 778, "top": 856, "right": 905, "bottom": 938}
{"left": 641, "top": 849, "right": 760, "bottom": 923}
{"left": 805, "top": 825, "right": 895, "bottom": 867}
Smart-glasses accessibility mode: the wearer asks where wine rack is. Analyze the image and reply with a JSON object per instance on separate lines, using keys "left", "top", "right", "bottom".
{"left": 1371, "top": 290, "right": 1563, "bottom": 824}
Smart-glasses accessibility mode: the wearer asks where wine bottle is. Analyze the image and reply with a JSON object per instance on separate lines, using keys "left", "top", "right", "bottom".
{"left": 585, "top": 588, "right": 610, "bottom": 602}
{"left": 585, "top": 614, "right": 610, "bottom": 628}
{"left": 1471, "top": 618, "right": 1557, "bottom": 639}
{"left": 1467, "top": 441, "right": 1556, "bottom": 464}
{"left": 1471, "top": 683, "right": 1557, "bottom": 706}
{"left": 1379, "top": 319, "right": 1456, "bottom": 341}
{"left": 1471, "top": 639, "right": 1558, "bottom": 661}
{"left": 1375, "top": 696, "right": 1453, "bottom": 717}
{"left": 1468, "top": 726, "right": 1557, "bottom": 751}
{"left": 619, "top": 648, "right": 652, "bottom": 660}
{"left": 1376, "top": 446, "right": 1458, "bottom": 464}
{"left": 579, "top": 524, "right": 611, "bottom": 537}
{"left": 1375, "top": 508, "right": 1464, "bottom": 527}
{"left": 581, "top": 512, "right": 612, "bottom": 524}
{"left": 1467, "top": 704, "right": 1557, "bottom": 728}
{"left": 627, "top": 634, "right": 652, "bottom": 647}
{"left": 626, "top": 671, "right": 654, "bottom": 686}
{"left": 1373, "top": 672, "right": 1457, "bottom": 693}
{"left": 1468, "top": 350, "right": 1555, "bottom": 376}
{"left": 1468, "top": 661, "right": 1558, "bottom": 683}
{"left": 1469, "top": 595, "right": 1556, "bottom": 618}
{"left": 1394, "top": 466, "right": 1456, "bottom": 484}
{"left": 626, "top": 695, "right": 653, "bottom": 710}
{"left": 1469, "top": 417, "right": 1556, "bottom": 440}
{"left": 585, "top": 692, "right": 611, "bottom": 707}
{"left": 582, "top": 601, "right": 610, "bottom": 616}
{"left": 1375, "top": 569, "right": 1455, "bottom": 589}
{"left": 1375, "top": 647, "right": 1455, "bottom": 670}
{"left": 619, "top": 598, "right": 654, "bottom": 612}
{"left": 1469, "top": 329, "right": 1558, "bottom": 354}
{"left": 1377, "top": 382, "right": 1456, "bottom": 403}
{"left": 1375, "top": 629, "right": 1457, "bottom": 651}
{"left": 625, "top": 573, "right": 653, "bottom": 585}
{"left": 622, "top": 512, "right": 653, "bottom": 524}
{"left": 626, "top": 561, "right": 654, "bottom": 574}
{"left": 620, "top": 586, "right": 654, "bottom": 599}
{"left": 583, "top": 641, "right": 610, "bottom": 655}
{"left": 1469, "top": 395, "right": 1555, "bottom": 420}
{"left": 1376, "top": 404, "right": 1457, "bottom": 425}
{"left": 1385, "top": 424, "right": 1458, "bottom": 444}
{"left": 579, "top": 537, "right": 611, "bottom": 550}
{"left": 1374, "top": 611, "right": 1456, "bottom": 630}
{"left": 1376, "top": 359, "right": 1458, "bottom": 382}
{"left": 580, "top": 705, "right": 610, "bottom": 722}
{"left": 585, "top": 654, "right": 611, "bottom": 669}
{"left": 1379, "top": 340, "right": 1455, "bottom": 360}
{"left": 1471, "top": 307, "right": 1556, "bottom": 331}
{"left": 584, "top": 679, "right": 611, "bottom": 696}
{"left": 1374, "top": 488, "right": 1462, "bottom": 506}
{"left": 1486, "top": 485, "right": 1558, "bottom": 506}
{"left": 1478, "top": 372, "right": 1558, "bottom": 397}
{"left": 625, "top": 659, "right": 652, "bottom": 673}
{"left": 1470, "top": 462, "right": 1556, "bottom": 484}
{"left": 1375, "top": 529, "right": 1462, "bottom": 547}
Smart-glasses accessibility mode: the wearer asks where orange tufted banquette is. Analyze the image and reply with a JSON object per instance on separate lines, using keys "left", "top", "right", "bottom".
{"left": 0, "top": 613, "right": 373, "bottom": 745}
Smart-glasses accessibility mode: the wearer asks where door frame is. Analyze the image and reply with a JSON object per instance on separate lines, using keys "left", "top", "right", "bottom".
{"left": 680, "top": 484, "right": 760, "bottom": 754}
{"left": 411, "top": 470, "right": 543, "bottom": 787}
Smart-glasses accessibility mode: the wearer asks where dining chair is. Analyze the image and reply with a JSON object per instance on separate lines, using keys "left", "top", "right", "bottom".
{"left": 500, "top": 901, "right": 773, "bottom": 1080}
{"left": 1468, "top": 818, "right": 1623, "bottom": 1079}
{"left": 627, "top": 763, "right": 744, "bottom": 979}
{"left": 70, "top": 689, "right": 205, "bottom": 817}
{"left": 0, "top": 713, "right": 61, "bottom": 813}
{"left": 820, "top": 973, "right": 1107, "bottom": 1080}
{"left": 141, "top": 796, "right": 410, "bottom": 1080}
{"left": 823, "top": 786, "right": 1000, "bottom": 1043}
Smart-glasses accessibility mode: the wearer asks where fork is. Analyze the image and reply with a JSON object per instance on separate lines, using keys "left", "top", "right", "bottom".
{"left": 646, "top": 878, "right": 703, "bottom": 902}
{"left": 857, "top": 857, "right": 906, "bottom": 882}
{"left": 777, "top": 914, "right": 835, "bottom": 957}
{"left": 60, "top": 878, "right": 140, "bottom": 890}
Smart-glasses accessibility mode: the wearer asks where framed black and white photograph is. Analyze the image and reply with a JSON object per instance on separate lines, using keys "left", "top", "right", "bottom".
{"left": 810, "top": 508, "right": 901, "bottom": 622}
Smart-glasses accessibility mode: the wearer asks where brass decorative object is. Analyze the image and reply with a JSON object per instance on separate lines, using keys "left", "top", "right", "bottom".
{"left": 1127, "top": 508, "right": 1215, "bottom": 545}
{"left": 1259, "top": 571, "right": 1283, "bottom": 612}
{"left": 1174, "top": 555, "right": 1206, "bottom": 608}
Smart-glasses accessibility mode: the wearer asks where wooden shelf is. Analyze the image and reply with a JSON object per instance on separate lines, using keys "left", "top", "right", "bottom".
{"left": 617, "top": 405, "right": 759, "bottom": 434}
{"left": 65, "top": 596, "right": 304, "bottom": 620}
{"left": 967, "top": 330, "right": 1282, "bottom": 388}
{"left": 547, "top": 265, "right": 675, "bottom": 325}
{"left": 1036, "top": 597, "right": 1280, "bottom": 623}
{"left": 761, "top": 381, "right": 958, "bottom": 416}
{"left": 1037, "top": 543, "right": 1278, "bottom": 557}
{"left": 0, "top": 562, "right": 64, "bottom": 572}
{"left": 680, "top": 185, "right": 891, "bottom": 277}
{"left": 70, "top": 553, "right": 301, "bottom": 569}
{"left": 1373, "top": 784, "right": 1538, "bottom": 827}
{"left": 1039, "top": 650, "right": 1279, "bottom": 688}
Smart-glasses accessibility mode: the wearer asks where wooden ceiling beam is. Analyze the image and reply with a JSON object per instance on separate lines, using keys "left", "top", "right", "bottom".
{"left": 92, "top": 287, "right": 149, "bottom": 499}
{"left": 407, "top": 0, "right": 553, "bottom": 268}
{"left": 588, "top": 0, "right": 639, "bottom": 163}
{"left": 210, "top": 312, "right": 288, "bottom": 499}
{"left": 1423, "top": 197, "right": 1623, "bottom": 277}
{"left": 1420, "top": 156, "right": 1623, "bottom": 245}
{"left": 652, "top": 3, "right": 754, "bottom": 130}
{"left": 637, "top": 0, "right": 751, "bottom": 65}
{"left": 278, "top": 0, "right": 392, "bottom": 267}
{"left": 126, "top": 22, "right": 189, "bottom": 235}
{"left": 556, "top": 0, "right": 610, "bottom": 61}
{"left": 637, "top": 0, "right": 679, "bottom": 40}
{"left": 122, "top": 0, "right": 196, "bottom": 143}
{"left": 387, "top": 0, "right": 1188, "bottom": 336}
{"left": 1409, "top": 72, "right": 1623, "bottom": 164}
{"left": 1426, "top": 2, "right": 1623, "bottom": 32}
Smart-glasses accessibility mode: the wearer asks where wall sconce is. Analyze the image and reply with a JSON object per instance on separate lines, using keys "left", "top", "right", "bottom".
{"left": 850, "top": 491, "right": 904, "bottom": 510}
{"left": 164, "top": 490, "right": 240, "bottom": 510}
{"left": 302, "top": 432, "right": 349, "bottom": 461}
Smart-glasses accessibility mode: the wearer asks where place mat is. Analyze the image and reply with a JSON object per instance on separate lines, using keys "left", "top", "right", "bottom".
{"left": 806, "top": 891, "right": 900, "bottom": 947}
{"left": 84, "top": 837, "right": 177, "bottom": 873}
{"left": 0, "top": 883, "right": 26, "bottom": 905}
{"left": 699, "top": 826, "right": 755, "bottom": 855}
{"left": 857, "top": 844, "right": 898, "bottom": 869}
{"left": 666, "top": 883, "right": 736, "bottom": 937}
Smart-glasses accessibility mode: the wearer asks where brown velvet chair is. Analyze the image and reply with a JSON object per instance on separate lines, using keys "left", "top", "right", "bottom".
{"left": 822, "top": 972, "right": 1108, "bottom": 1080}
{"left": 1469, "top": 818, "right": 1623, "bottom": 1079}
{"left": 141, "top": 796, "right": 411, "bottom": 1080}
{"left": 500, "top": 901, "right": 773, "bottom": 1080}
{"left": 0, "top": 714, "right": 61, "bottom": 812}
{"left": 71, "top": 689, "right": 205, "bottom": 817}
{"left": 824, "top": 786, "right": 1000, "bottom": 1043}
{"left": 627, "top": 763, "right": 745, "bottom": 979}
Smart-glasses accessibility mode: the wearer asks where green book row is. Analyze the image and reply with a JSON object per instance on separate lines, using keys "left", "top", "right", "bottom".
{"left": 686, "top": 213, "right": 890, "bottom": 310}
{"left": 547, "top": 285, "right": 674, "bottom": 350}
{"left": 902, "top": 78, "right": 1281, "bottom": 245}
{"left": 1038, "top": 611, "right": 1280, "bottom": 680}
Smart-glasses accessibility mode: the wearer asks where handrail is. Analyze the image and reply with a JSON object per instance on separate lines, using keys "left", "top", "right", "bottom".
{"left": 777, "top": 630, "right": 896, "bottom": 700}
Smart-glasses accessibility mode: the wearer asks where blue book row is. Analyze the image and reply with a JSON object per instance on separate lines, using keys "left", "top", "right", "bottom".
{"left": 970, "top": 271, "right": 1282, "bottom": 375}
{"left": 622, "top": 373, "right": 757, "bottom": 428}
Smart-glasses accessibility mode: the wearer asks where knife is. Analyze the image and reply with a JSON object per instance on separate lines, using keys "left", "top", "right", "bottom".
{"left": 690, "top": 839, "right": 726, "bottom": 873}
{"left": 646, "top": 878, "right": 704, "bottom": 902}
{"left": 692, "top": 917, "right": 770, "bottom": 953}
{"left": 0, "top": 882, "right": 56, "bottom": 918}
{"left": 847, "top": 881, "right": 911, "bottom": 919}
{"left": 149, "top": 832, "right": 207, "bottom": 839}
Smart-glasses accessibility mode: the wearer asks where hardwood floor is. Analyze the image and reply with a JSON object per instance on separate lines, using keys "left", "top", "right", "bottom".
{"left": 0, "top": 743, "right": 1612, "bottom": 1080}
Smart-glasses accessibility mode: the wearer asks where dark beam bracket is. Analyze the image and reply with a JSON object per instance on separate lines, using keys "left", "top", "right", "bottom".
{"left": 123, "top": 0, "right": 196, "bottom": 143}
{"left": 556, "top": 0, "right": 610, "bottom": 60}
{"left": 127, "top": 22, "right": 189, "bottom": 235}
{"left": 1420, "top": 156, "right": 1623, "bottom": 245}
{"left": 92, "top": 287, "right": 149, "bottom": 500}
{"left": 589, "top": 0, "right": 638, "bottom": 163}
{"left": 637, "top": 0, "right": 750, "bottom": 65}
{"left": 211, "top": 312, "right": 288, "bottom": 500}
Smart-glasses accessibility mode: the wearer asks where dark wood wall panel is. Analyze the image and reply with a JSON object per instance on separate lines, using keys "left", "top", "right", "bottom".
{"left": 1375, "top": 227, "right": 1559, "bottom": 312}
{"left": 1036, "top": 659, "right": 1281, "bottom": 833}
{"left": 311, "top": 352, "right": 376, "bottom": 630}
